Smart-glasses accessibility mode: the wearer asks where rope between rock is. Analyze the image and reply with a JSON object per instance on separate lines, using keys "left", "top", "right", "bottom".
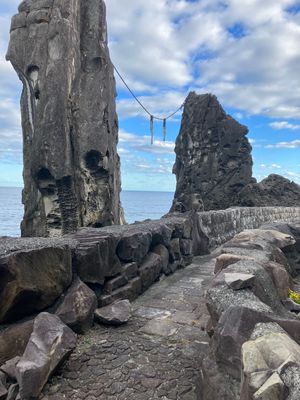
{"left": 113, "top": 65, "right": 184, "bottom": 143}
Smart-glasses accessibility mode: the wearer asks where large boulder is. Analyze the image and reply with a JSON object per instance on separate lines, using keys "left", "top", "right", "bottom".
{"left": 213, "top": 306, "right": 300, "bottom": 379}
{"left": 241, "top": 327, "right": 300, "bottom": 399}
{"left": 228, "top": 229, "right": 295, "bottom": 250}
{"left": 16, "top": 312, "right": 76, "bottom": 399}
{"left": 55, "top": 278, "right": 97, "bottom": 334}
{"left": 117, "top": 230, "right": 152, "bottom": 263}
{"left": 73, "top": 232, "right": 121, "bottom": 285}
{"left": 139, "top": 252, "right": 163, "bottom": 291}
{"left": 211, "top": 260, "right": 285, "bottom": 314}
{"left": 0, "top": 238, "right": 72, "bottom": 323}
{"left": 0, "top": 320, "right": 33, "bottom": 365}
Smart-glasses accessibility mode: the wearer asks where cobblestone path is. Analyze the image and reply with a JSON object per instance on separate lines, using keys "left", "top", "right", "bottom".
{"left": 42, "top": 253, "right": 217, "bottom": 400}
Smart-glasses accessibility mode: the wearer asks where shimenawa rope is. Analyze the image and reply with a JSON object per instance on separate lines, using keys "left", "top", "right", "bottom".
{"left": 113, "top": 65, "right": 184, "bottom": 143}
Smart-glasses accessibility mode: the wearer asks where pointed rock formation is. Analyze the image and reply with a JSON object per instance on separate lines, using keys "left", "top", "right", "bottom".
{"left": 7, "top": 0, "right": 124, "bottom": 237}
{"left": 171, "top": 92, "right": 300, "bottom": 211}
{"left": 171, "top": 92, "right": 253, "bottom": 212}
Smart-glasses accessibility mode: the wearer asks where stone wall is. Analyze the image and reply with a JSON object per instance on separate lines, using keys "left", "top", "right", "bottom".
{"left": 1, "top": 207, "right": 300, "bottom": 326}
{"left": 193, "top": 206, "right": 300, "bottom": 255}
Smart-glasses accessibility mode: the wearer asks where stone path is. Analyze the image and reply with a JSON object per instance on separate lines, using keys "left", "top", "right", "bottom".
{"left": 42, "top": 253, "right": 218, "bottom": 400}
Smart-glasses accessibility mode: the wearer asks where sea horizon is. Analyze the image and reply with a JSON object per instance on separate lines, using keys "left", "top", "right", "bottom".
{"left": 0, "top": 187, "right": 175, "bottom": 237}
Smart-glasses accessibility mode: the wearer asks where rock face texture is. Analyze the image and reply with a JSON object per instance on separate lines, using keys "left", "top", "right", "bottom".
{"left": 6, "top": 0, "right": 124, "bottom": 237}
{"left": 171, "top": 92, "right": 253, "bottom": 212}
{"left": 238, "top": 174, "right": 300, "bottom": 207}
{"left": 171, "top": 92, "right": 300, "bottom": 212}
{"left": 0, "top": 237, "right": 72, "bottom": 323}
{"left": 205, "top": 221, "right": 300, "bottom": 399}
{"left": 16, "top": 312, "right": 76, "bottom": 399}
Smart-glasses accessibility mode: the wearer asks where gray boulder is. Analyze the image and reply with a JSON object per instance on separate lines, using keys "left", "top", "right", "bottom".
{"left": 224, "top": 273, "right": 255, "bottom": 290}
{"left": 152, "top": 244, "right": 169, "bottom": 274}
{"left": 95, "top": 300, "right": 131, "bottom": 326}
{"left": 0, "top": 356, "right": 20, "bottom": 381}
{"left": 73, "top": 231, "right": 121, "bottom": 285}
{"left": 241, "top": 329, "right": 300, "bottom": 400}
{"left": 139, "top": 252, "right": 163, "bottom": 291}
{"left": 0, "top": 320, "right": 33, "bottom": 365}
{"left": 211, "top": 260, "right": 285, "bottom": 314}
{"left": 213, "top": 306, "right": 300, "bottom": 378}
{"left": 0, "top": 238, "right": 72, "bottom": 323}
{"left": 55, "top": 278, "right": 97, "bottom": 334}
{"left": 16, "top": 312, "right": 76, "bottom": 399}
{"left": 117, "top": 230, "right": 152, "bottom": 263}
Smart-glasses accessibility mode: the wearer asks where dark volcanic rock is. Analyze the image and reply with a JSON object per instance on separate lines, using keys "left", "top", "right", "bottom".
{"left": 73, "top": 231, "right": 121, "bottom": 285}
{"left": 139, "top": 252, "right": 163, "bottom": 291}
{"left": 16, "top": 312, "right": 76, "bottom": 399}
{"left": 95, "top": 300, "right": 131, "bottom": 325}
{"left": 6, "top": 0, "right": 124, "bottom": 237}
{"left": 0, "top": 320, "right": 33, "bottom": 365}
{"left": 152, "top": 244, "right": 169, "bottom": 274}
{"left": 98, "top": 277, "right": 142, "bottom": 306}
{"left": 239, "top": 174, "right": 300, "bottom": 207}
{"left": 171, "top": 92, "right": 300, "bottom": 211}
{"left": 171, "top": 92, "right": 253, "bottom": 212}
{"left": 0, "top": 238, "right": 72, "bottom": 323}
{"left": 55, "top": 278, "right": 97, "bottom": 334}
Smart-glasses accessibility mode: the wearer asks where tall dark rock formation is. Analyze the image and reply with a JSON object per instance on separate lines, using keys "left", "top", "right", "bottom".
{"left": 171, "top": 92, "right": 300, "bottom": 212}
{"left": 171, "top": 92, "right": 253, "bottom": 212}
{"left": 7, "top": 0, "right": 124, "bottom": 237}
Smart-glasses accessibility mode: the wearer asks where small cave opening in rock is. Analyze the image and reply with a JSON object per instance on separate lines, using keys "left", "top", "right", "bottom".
{"left": 36, "top": 168, "right": 56, "bottom": 195}
{"left": 84, "top": 150, "right": 109, "bottom": 180}
{"left": 85, "top": 150, "right": 101, "bottom": 171}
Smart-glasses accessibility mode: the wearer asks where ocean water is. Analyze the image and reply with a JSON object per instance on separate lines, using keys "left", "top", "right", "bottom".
{"left": 0, "top": 187, "right": 174, "bottom": 237}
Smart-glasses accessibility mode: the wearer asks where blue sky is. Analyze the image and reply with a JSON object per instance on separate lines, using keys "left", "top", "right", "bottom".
{"left": 0, "top": 0, "right": 300, "bottom": 191}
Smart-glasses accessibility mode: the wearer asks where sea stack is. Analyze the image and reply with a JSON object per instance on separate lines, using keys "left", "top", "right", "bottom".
{"left": 171, "top": 92, "right": 253, "bottom": 212}
{"left": 171, "top": 92, "right": 300, "bottom": 212}
{"left": 6, "top": 0, "right": 124, "bottom": 237}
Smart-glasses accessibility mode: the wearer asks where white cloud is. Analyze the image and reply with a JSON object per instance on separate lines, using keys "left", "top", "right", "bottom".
{"left": 269, "top": 121, "right": 300, "bottom": 130}
{"left": 106, "top": 0, "right": 300, "bottom": 119}
{"left": 266, "top": 139, "right": 300, "bottom": 148}
{"left": 119, "top": 129, "right": 175, "bottom": 155}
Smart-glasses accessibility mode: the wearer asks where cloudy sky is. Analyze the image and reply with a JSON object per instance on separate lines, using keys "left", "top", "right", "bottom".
{"left": 0, "top": 0, "right": 300, "bottom": 191}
